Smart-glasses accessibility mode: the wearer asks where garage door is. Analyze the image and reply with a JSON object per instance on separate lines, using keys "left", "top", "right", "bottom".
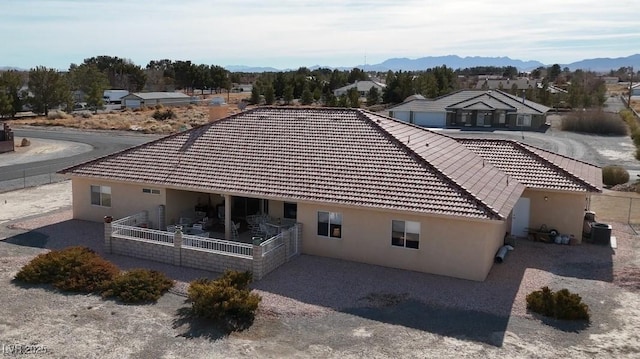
{"left": 413, "top": 112, "right": 446, "bottom": 128}
{"left": 390, "top": 111, "right": 410, "bottom": 123}
{"left": 125, "top": 99, "right": 141, "bottom": 109}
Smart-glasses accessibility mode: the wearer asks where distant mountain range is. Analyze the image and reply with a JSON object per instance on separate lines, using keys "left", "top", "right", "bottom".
{"left": 225, "top": 54, "right": 640, "bottom": 73}
{"left": 4, "top": 54, "right": 639, "bottom": 74}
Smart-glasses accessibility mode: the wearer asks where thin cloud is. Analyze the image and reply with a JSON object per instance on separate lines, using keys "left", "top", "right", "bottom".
{"left": 0, "top": 0, "right": 638, "bottom": 69}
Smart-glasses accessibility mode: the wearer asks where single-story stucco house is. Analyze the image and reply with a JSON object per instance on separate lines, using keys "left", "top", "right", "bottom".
{"left": 388, "top": 89, "right": 551, "bottom": 130}
{"left": 122, "top": 92, "right": 192, "bottom": 109}
{"left": 60, "top": 107, "right": 601, "bottom": 281}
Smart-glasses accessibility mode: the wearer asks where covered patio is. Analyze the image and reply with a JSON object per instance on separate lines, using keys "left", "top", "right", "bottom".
{"left": 161, "top": 189, "right": 298, "bottom": 244}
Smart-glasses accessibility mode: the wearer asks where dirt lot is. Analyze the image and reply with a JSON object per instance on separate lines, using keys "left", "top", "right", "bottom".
{"left": 0, "top": 184, "right": 639, "bottom": 358}
{"left": 8, "top": 92, "right": 252, "bottom": 135}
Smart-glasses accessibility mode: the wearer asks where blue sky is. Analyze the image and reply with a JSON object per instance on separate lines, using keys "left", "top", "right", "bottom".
{"left": 2, "top": 0, "right": 639, "bottom": 70}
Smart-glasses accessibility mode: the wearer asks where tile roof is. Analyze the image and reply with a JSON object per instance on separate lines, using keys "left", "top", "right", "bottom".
{"left": 457, "top": 139, "right": 602, "bottom": 192}
{"left": 61, "top": 107, "right": 526, "bottom": 220}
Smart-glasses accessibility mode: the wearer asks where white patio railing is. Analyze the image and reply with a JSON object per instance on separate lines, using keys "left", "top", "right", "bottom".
{"left": 260, "top": 232, "right": 285, "bottom": 257}
{"left": 112, "top": 211, "right": 148, "bottom": 227}
{"left": 112, "top": 224, "right": 174, "bottom": 245}
{"left": 182, "top": 233, "right": 253, "bottom": 259}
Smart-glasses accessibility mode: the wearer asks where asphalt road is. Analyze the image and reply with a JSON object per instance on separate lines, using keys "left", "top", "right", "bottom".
{"left": 0, "top": 127, "right": 161, "bottom": 183}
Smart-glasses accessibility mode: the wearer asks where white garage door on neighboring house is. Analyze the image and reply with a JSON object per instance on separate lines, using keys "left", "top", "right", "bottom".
{"left": 413, "top": 112, "right": 446, "bottom": 128}
{"left": 390, "top": 111, "right": 411, "bottom": 123}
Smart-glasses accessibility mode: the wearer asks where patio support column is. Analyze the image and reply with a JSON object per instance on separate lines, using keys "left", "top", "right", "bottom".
{"left": 103, "top": 216, "right": 113, "bottom": 254}
{"left": 224, "top": 194, "right": 232, "bottom": 240}
{"left": 173, "top": 228, "right": 182, "bottom": 266}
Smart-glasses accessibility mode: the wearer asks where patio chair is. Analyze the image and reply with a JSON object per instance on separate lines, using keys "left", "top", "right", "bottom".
{"left": 192, "top": 223, "right": 203, "bottom": 231}
{"left": 231, "top": 221, "right": 240, "bottom": 241}
{"left": 166, "top": 225, "right": 176, "bottom": 233}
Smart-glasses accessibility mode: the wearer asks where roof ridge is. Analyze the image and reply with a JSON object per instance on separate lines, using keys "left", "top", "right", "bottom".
{"left": 358, "top": 110, "right": 504, "bottom": 220}
{"left": 494, "top": 89, "right": 547, "bottom": 113}
{"left": 459, "top": 138, "right": 600, "bottom": 192}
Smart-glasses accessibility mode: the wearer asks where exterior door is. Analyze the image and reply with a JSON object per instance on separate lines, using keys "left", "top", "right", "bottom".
{"left": 511, "top": 197, "right": 530, "bottom": 238}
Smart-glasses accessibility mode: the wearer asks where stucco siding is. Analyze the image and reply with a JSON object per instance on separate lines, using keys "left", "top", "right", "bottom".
{"left": 296, "top": 202, "right": 505, "bottom": 281}
{"left": 524, "top": 189, "right": 588, "bottom": 242}
{"left": 165, "top": 189, "right": 204, "bottom": 226}
{"left": 71, "top": 177, "right": 166, "bottom": 224}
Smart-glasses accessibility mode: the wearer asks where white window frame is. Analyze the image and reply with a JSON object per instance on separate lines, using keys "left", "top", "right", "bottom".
{"left": 142, "top": 188, "right": 160, "bottom": 195}
{"left": 317, "top": 211, "right": 342, "bottom": 239}
{"left": 90, "top": 185, "right": 111, "bottom": 207}
{"left": 391, "top": 220, "right": 420, "bottom": 249}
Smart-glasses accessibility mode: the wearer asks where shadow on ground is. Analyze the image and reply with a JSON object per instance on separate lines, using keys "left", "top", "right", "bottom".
{"left": 172, "top": 306, "right": 227, "bottom": 340}
{"left": 3, "top": 218, "right": 617, "bottom": 347}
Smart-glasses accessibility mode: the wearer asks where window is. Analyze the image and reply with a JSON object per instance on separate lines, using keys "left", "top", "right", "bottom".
{"left": 391, "top": 220, "right": 420, "bottom": 249}
{"left": 91, "top": 185, "right": 111, "bottom": 207}
{"left": 284, "top": 202, "right": 297, "bottom": 220}
{"left": 481, "top": 112, "right": 492, "bottom": 126}
{"left": 142, "top": 188, "right": 160, "bottom": 194}
{"left": 516, "top": 114, "right": 531, "bottom": 127}
{"left": 317, "top": 211, "right": 342, "bottom": 238}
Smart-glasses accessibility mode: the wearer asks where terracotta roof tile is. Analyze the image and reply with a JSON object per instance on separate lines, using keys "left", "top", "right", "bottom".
{"left": 62, "top": 108, "right": 529, "bottom": 220}
{"left": 458, "top": 138, "right": 602, "bottom": 192}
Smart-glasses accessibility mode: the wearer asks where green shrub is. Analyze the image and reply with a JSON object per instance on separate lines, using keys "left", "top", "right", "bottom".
{"left": 561, "top": 110, "right": 628, "bottom": 135}
{"left": 152, "top": 108, "right": 176, "bottom": 121}
{"left": 526, "top": 286, "right": 590, "bottom": 321}
{"left": 102, "top": 269, "right": 174, "bottom": 303}
{"left": 602, "top": 165, "right": 630, "bottom": 186}
{"left": 187, "top": 270, "right": 261, "bottom": 331}
{"left": 15, "top": 246, "right": 119, "bottom": 293}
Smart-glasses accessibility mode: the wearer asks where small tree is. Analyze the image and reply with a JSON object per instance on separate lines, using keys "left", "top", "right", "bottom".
{"left": 347, "top": 87, "right": 360, "bottom": 108}
{"left": 264, "top": 84, "right": 275, "bottom": 105}
{"left": 366, "top": 87, "right": 380, "bottom": 106}
{"left": 250, "top": 85, "right": 261, "bottom": 105}
{"left": 283, "top": 85, "right": 294, "bottom": 105}
{"left": 28, "top": 66, "right": 71, "bottom": 116}
{"left": 301, "top": 84, "right": 313, "bottom": 105}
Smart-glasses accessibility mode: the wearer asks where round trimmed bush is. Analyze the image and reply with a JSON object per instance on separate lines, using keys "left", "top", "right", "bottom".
{"left": 187, "top": 270, "right": 261, "bottom": 331}
{"left": 526, "top": 286, "right": 590, "bottom": 321}
{"left": 15, "top": 246, "right": 119, "bottom": 293}
{"left": 602, "top": 165, "right": 630, "bottom": 186}
{"left": 102, "top": 269, "right": 174, "bottom": 303}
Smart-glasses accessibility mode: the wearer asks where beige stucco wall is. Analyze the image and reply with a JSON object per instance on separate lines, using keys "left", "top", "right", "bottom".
{"left": 268, "top": 200, "right": 284, "bottom": 218}
{"left": 165, "top": 189, "right": 208, "bottom": 226}
{"left": 71, "top": 177, "right": 166, "bottom": 226}
{"left": 296, "top": 202, "right": 507, "bottom": 281}
{"left": 523, "top": 189, "right": 588, "bottom": 242}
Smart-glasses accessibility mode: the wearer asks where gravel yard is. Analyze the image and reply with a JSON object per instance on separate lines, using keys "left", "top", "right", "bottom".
{"left": 1, "top": 183, "right": 639, "bottom": 357}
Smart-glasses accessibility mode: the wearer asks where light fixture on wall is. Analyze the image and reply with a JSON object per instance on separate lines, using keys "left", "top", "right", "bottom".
{"left": 544, "top": 196, "right": 548, "bottom": 201}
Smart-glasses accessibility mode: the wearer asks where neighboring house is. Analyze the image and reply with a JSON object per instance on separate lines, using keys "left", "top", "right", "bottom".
{"left": 632, "top": 83, "right": 640, "bottom": 97}
{"left": 122, "top": 92, "right": 192, "bottom": 109}
{"left": 601, "top": 76, "right": 620, "bottom": 85}
{"left": 333, "top": 80, "right": 386, "bottom": 98}
{"left": 475, "top": 78, "right": 538, "bottom": 91}
{"left": 388, "top": 90, "right": 551, "bottom": 130}
{"left": 0, "top": 122, "right": 14, "bottom": 153}
{"left": 60, "top": 107, "right": 601, "bottom": 281}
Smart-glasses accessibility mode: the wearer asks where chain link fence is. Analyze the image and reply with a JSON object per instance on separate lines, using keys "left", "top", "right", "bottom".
{"left": 590, "top": 192, "right": 640, "bottom": 234}
{"left": 0, "top": 158, "right": 82, "bottom": 193}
